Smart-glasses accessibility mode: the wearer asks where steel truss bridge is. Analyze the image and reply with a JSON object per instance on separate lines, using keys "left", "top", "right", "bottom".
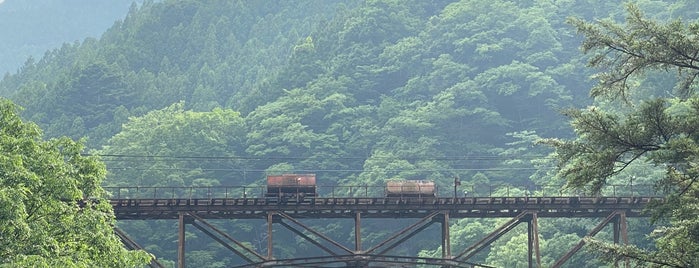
{"left": 107, "top": 186, "right": 662, "bottom": 268}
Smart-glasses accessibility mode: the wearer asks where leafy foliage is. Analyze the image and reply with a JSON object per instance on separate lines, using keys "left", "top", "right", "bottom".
{"left": 0, "top": 98, "right": 151, "bottom": 267}
{"left": 546, "top": 4, "right": 699, "bottom": 267}
{"left": 569, "top": 4, "right": 699, "bottom": 100}
{"left": 100, "top": 101, "right": 247, "bottom": 187}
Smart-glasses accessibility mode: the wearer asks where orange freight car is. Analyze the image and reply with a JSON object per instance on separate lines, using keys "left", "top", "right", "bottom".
{"left": 266, "top": 174, "right": 317, "bottom": 198}
{"left": 385, "top": 180, "right": 437, "bottom": 197}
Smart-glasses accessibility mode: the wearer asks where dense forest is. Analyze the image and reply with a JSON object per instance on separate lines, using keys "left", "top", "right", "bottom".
{"left": 1, "top": 0, "right": 697, "bottom": 267}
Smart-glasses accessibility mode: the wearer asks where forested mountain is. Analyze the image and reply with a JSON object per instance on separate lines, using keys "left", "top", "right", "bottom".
{"left": 0, "top": 0, "right": 696, "bottom": 266}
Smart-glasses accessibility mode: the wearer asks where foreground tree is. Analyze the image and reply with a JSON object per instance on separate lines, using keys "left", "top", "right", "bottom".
{"left": 0, "top": 98, "right": 150, "bottom": 267}
{"left": 544, "top": 5, "right": 699, "bottom": 267}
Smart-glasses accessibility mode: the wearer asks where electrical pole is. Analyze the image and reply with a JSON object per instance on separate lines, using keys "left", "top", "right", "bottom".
{"left": 453, "top": 176, "right": 460, "bottom": 199}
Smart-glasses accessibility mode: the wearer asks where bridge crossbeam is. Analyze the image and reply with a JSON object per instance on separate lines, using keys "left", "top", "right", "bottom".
{"left": 111, "top": 196, "right": 658, "bottom": 220}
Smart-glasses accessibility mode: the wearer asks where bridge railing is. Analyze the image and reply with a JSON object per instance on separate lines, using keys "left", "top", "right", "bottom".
{"left": 103, "top": 183, "right": 661, "bottom": 199}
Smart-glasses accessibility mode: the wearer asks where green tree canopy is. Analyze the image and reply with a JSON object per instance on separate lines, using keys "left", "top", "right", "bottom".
{"left": 545, "top": 4, "right": 699, "bottom": 267}
{"left": 100, "top": 101, "right": 247, "bottom": 187}
{"left": 0, "top": 98, "right": 150, "bottom": 267}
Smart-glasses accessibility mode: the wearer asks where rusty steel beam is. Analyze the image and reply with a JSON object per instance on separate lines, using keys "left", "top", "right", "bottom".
{"left": 186, "top": 212, "right": 265, "bottom": 261}
{"left": 114, "top": 227, "right": 140, "bottom": 250}
{"left": 277, "top": 220, "right": 338, "bottom": 256}
{"left": 111, "top": 196, "right": 660, "bottom": 220}
{"left": 231, "top": 253, "right": 495, "bottom": 268}
{"left": 455, "top": 210, "right": 531, "bottom": 260}
{"left": 190, "top": 222, "right": 256, "bottom": 263}
{"left": 267, "top": 212, "right": 273, "bottom": 260}
{"left": 613, "top": 211, "right": 629, "bottom": 268}
{"left": 114, "top": 228, "right": 166, "bottom": 268}
{"left": 111, "top": 197, "right": 656, "bottom": 268}
{"left": 551, "top": 211, "right": 624, "bottom": 268}
{"left": 276, "top": 211, "right": 355, "bottom": 254}
{"left": 620, "top": 211, "right": 629, "bottom": 268}
{"left": 365, "top": 211, "right": 441, "bottom": 254}
{"left": 442, "top": 211, "right": 451, "bottom": 258}
{"left": 355, "top": 212, "right": 361, "bottom": 252}
{"left": 377, "top": 219, "right": 437, "bottom": 255}
{"left": 178, "top": 212, "right": 185, "bottom": 268}
{"left": 529, "top": 212, "right": 541, "bottom": 268}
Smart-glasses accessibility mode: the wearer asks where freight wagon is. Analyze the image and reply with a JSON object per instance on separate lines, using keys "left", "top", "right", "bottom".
{"left": 385, "top": 180, "right": 437, "bottom": 198}
{"left": 265, "top": 174, "right": 317, "bottom": 199}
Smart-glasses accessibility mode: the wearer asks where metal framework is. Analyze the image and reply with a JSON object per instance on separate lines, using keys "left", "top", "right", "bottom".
{"left": 114, "top": 227, "right": 166, "bottom": 268}
{"left": 111, "top": 195, "right": 658, "bottom": 267}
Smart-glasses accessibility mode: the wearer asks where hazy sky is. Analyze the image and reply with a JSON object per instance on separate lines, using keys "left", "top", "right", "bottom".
{"left": 0, "top": 1, "right": 135, "bottom": 75}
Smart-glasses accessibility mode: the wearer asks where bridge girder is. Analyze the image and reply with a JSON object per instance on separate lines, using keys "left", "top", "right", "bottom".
{"left": 112, "top": 196, "right": 655, "bottom": 267}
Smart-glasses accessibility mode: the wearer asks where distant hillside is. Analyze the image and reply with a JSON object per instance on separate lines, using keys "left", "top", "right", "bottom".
{"left": 0, "top": 0, "right": 353, "bottom": 147}
{"left": 1, "top": 0, "right": 690, "bottom": 180}
{"left": 0, "top": 0, "right": 138, "bottom": 75}
{"left": 0, "top": 0, "right": 694, "bottom": 266}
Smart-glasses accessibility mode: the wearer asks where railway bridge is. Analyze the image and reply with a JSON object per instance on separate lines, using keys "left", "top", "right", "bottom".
{"left": 107, "top": 185, "right": 661, "bottom": 268}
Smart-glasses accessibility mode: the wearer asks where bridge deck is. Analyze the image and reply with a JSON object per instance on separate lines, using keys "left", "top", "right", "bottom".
{"left": 111, "top": 196, "right": 660, "bottom": 220}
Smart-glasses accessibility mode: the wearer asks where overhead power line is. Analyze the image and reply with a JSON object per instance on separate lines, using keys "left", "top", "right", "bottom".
{"left": 88, "top": 153, "right": 554, "bottom": 162}
{"left": 103, "top": 167, "right": 554, "bottom": 172}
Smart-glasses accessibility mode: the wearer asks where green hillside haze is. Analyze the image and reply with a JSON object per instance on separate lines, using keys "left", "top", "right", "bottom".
{"left": 0, "top": 0, "right": 137, "bottom": 75}
{"left": 1, "top": 0, "right": 696, "bottom": 266}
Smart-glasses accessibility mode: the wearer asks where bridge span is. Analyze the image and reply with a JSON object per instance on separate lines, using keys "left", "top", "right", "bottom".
{"left": 107, "top": 186, "right": 661, "bottom": 268}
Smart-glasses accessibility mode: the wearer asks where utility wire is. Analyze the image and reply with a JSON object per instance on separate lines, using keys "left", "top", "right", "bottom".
{"left": 89, "top": 153, "right": 554, "bottom": 161}
{"left": 104, "top": 167, "right": 554, "bottom": 172}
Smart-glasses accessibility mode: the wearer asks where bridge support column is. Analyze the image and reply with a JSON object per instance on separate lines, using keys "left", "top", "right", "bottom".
{"left": 613, "top": 211, "right": 629, "bottom": 268}
{"left": 267, "top": 212, "right": 274, "bottom": 260}
{"left": 442, "top": 211, "right": 451, "bottom": 258}
{"left": 528, "top": 212, "right": 541, "bottom": 268}
{"left": 178, "top": 212, "right": 185, "bottom": 268}
{"left": 355, "top": 212, "right": 361, "bottom": 252}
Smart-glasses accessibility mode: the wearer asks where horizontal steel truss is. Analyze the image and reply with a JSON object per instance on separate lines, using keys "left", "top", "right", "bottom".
{"left": 163, "top": 209, "right": 632, "bottom": 268}
{"left": 111, "top": 196, "right": 658, "bottom": 220}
